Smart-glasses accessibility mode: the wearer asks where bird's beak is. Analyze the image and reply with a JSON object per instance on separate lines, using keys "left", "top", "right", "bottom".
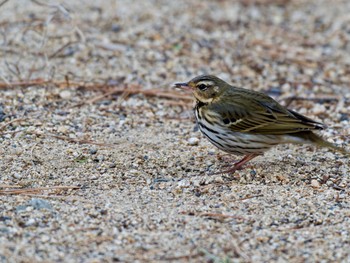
{"left": 174, "top": 82, "right": 191, "bottom": 91}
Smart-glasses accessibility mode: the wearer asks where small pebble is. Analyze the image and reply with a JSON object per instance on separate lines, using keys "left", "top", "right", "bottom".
{"left": 109, "top": 162, "right": 116, "bottom": 168}
{"left": 12, "top": 173, "right": 22, "bottom": 179}
{"left": 188, "top": 137, "right": 199, "bottom": 146}
{"left": 26, "top": 218, "right": 36, "bottom": 226}
{"left": 41, "top": 235, "right": 50, "bottom": 242}
{"left": 59, "top": 90, "right": 72, "bottom": 99}
{"left": 57, "top": 126, "right": 68, "bottom": 134}
{"left": 311, "top": 179, "right": 321, "bottom": 188}
{"left": 90, "top": 147, "right": 98, "bottom": 155}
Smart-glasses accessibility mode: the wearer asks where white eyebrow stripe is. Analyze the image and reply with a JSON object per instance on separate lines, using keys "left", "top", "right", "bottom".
{"left": 196, "top": 80, "right": 215, "bottom": 86}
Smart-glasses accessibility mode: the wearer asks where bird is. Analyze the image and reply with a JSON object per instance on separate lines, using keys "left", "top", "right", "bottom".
{"left": 175, "top": 74, "right": 348, "bottom": 174}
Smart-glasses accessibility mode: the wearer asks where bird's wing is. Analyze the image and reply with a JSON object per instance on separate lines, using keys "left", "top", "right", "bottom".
{"left": 209, "top": 92, "right": 325, "bottom": 135}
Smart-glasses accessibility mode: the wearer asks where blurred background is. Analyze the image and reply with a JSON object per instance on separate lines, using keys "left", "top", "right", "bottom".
{"left": 1, "top": 0, "right": 350, "bottom": 92}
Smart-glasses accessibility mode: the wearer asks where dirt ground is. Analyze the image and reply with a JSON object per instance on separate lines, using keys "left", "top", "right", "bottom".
{"left": 1, "top": 0, "right": 350, "bottom": 262}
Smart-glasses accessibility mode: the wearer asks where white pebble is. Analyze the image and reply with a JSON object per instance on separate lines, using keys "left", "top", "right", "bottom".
{"left": 26, "top": 218, "right": 35, "bottom": 225}
{"left": 57, "top": 126, "right": 68, "bottom": 134}
{"left": 13, "top": 173, "right": 22, "bottom": 179}
{"left": 41, "top": 235, "right": 50, "bottom": 242}
{"left": 59, "top": 90, "right": 72, "bottom": 100}
{"left": 311, "top": 179, "right": 321, "bottom": 188}
{"left": 188, "top": 137, "right": 199, "bottom": 146}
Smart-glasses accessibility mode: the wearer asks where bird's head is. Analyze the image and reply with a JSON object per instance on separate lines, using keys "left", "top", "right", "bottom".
{"left": 175, "top": 75, "right": 229, "bottom": 103}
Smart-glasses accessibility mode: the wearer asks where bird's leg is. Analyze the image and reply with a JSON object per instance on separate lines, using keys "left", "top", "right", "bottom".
{"left": 213, "top": 153, "right": 260, "bottom": 175}
{"left": 217, "top": 153, "right": 238, "bottom": 167}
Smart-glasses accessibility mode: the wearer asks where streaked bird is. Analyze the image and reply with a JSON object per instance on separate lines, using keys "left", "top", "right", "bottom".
{"left": 175, "top": 75, "right": 348, "bottom": 174}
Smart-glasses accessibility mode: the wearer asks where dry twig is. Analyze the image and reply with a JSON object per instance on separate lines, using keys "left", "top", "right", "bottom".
{"left": 25, "top": 130, "right": 118, "bottom": 146}
{"left": 233, "top": 194, "right": 264, "bottom": 201}
{"left": 0, "top": 118, "right": 26, "bottom": 131}
{"left": 0, "top": 184, "right": 22, "bottom": 188}
{"left": 0, "top": 79, "right": 193, "bottom": 104}
{"left": 160, "top": 252, "right": 203, "bottom": 261}
{"left": 0, "top": 0, "right": 10, "bottom": 8}
{"left": 180, "top": 211, "right": 246, "bottom": 221}
{"left": 283, "top": 94, "right": 341, "bottom": 107}
{"left": 0, "top": 185, "right": 80, "bottom": 195}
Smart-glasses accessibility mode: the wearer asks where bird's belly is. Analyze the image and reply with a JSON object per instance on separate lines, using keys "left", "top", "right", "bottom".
{"left": 198, "top": 121, "right": 280, "bottom": 155}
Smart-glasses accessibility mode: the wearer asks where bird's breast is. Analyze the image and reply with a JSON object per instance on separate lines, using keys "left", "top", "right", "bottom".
{"left": 195, "top": 106, "right": 282, "bottom": 155}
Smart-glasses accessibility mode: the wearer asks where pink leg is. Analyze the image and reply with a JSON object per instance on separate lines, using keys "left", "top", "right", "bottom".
{"left": 212, "top": 153, "right": 260, "bottom": 175}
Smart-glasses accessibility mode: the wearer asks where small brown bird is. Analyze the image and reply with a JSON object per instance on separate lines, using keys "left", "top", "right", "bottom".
{"left": 175, "top": 75, "right": 348, "bottom": 174}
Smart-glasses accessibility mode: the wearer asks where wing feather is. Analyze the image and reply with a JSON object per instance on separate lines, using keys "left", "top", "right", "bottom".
{"left": 208, "top": 92, "right": 325, "bottom": 135}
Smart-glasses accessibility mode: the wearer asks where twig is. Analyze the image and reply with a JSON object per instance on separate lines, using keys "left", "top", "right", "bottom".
{"left": 0, "top": 74, "right": 10, "bottom": 85}
{"left": 283, "top": 95, "right": 341, "bottom": 107}
{"left": 116, "top": 84, "right": 134, "bottom": 107}
{"left": 239, "top": 0, "right": 291, "bottom": 5}
{"left": 0, "top": 79, "right": 193, "bottom": 102}
{"left": 0, "top": 185, "right": 80, "bottom": 195}
{"left": 160, "top": 252, "right": 203, "bottom": 261}
{"left": 76, "top": 235, "right": 114, "bottom": 246}
{"left": 5, "top": 60, "right": 23, "bottom": 81}
{"left": 7, "top": 193, "right": 81, "bottom": 200}
{"left": 233, "top": 194, "right": 264, "bottom": 201}
{"left": 0, "top": 0, "right": 10, "bottom": 8}
{"left": 26, "top": 130, "right": 118, "bottom": 146}
{"left": 0, "top": 79, "right": 102, "bottom": 89}
{"left": 180, "top": 211, "right": 246, "bottom": 220}
{"left": 0, "top": 118, "right": 26, "bottom": 131}
{"left": 0, "top": 184, "right": 22, "bottom": 188}
{"left": 80, "top": 86, "right": 132, "bottom": 106}
{"left": 72, "top": 86, "right": 193, "bottom": 107}
{"left": 48, "top": 41, "right": 79, "bottom": 59}
{"left": 0, "top": 79, "right": 52, "bottom": 88}
{"left": 199, "top": 212, "right": 246, "bottom": 220}
{"left": 31, "top": 0, "right": 71, "bottom": 17}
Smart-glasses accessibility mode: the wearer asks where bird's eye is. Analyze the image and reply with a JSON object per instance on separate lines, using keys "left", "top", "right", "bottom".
{"left": 197, "top": 84, "right": 208, "bottom": 91}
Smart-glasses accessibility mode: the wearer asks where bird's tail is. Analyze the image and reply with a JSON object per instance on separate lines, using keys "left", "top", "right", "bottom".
{"left": 299, "top": 131, "right": 349, "bottom": 155}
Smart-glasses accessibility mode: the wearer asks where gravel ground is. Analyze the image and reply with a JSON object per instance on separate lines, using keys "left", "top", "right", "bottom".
{"left": 1, "top": 0, "right": 350, "bottom": 262}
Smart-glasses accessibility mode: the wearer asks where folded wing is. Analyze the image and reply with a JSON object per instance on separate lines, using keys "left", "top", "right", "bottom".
{"left": 209, "top": 91, "right": 325, "bottom": 135}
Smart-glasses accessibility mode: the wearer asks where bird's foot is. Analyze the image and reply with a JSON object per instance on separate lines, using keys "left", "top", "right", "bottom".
{"left": 210, "top": 153, "right": 260, "bottom": 176}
